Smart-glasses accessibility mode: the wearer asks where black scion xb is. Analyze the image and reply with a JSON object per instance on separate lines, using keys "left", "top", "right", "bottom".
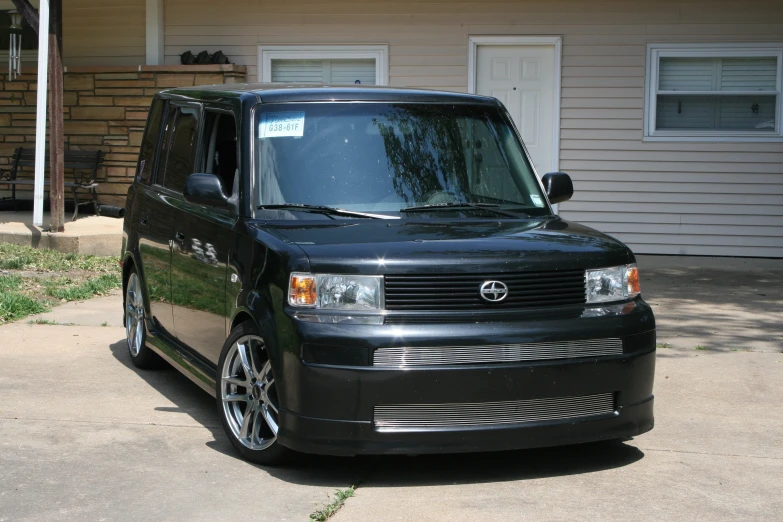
{"left": 121, "top": 85, "right": 655, "bottom": 464}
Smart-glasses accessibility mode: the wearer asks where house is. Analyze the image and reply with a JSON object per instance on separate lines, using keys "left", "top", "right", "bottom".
{"left": 1, "top": 0, "right": 781, "bottom": 257}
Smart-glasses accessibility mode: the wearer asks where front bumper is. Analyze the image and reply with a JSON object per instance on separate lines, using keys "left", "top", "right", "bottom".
{"left": 274, "top": 299, "right": 656, "bottom": 456}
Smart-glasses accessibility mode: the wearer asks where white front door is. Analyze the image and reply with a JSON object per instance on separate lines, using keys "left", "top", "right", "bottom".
{"left": 476, "top": 45, "right": 557, "bottom": 176}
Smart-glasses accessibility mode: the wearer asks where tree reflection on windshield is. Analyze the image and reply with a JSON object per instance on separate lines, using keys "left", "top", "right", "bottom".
{"left": 374, "top": 106, "right": 470, "bottom": 206}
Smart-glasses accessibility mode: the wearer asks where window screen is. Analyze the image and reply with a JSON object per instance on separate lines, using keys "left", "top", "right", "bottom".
{"left": 270, "top": 59, "right": 376, "bottom": 85}
{"left": 161, "top": 106, "right": 200, "bottom": 193}
{"left": 655, "top": 56, "right": 779, "bottom": 132}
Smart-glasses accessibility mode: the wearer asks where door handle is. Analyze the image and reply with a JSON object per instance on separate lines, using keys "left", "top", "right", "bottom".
{"left": 175, "top": 231, "right": 186, "bottom": 242}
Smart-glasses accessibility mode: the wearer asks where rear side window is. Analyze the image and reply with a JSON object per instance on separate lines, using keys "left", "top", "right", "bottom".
{"left": 136, "top": 99, "right": 166, "bottom": 185}
{"left": 161, "top": 105, "right": 200, "bottom": 193}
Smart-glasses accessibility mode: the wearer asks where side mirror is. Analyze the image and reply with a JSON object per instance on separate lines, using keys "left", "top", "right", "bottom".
{"left": 541, "top": 172, "right": 574, "bottom": 204}
{"left": 183, "top": 173, "right": 228, "bottom": 208}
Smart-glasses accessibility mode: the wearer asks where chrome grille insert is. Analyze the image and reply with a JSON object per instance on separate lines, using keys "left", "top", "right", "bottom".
{"left": 374, "top": 393, "right": 615, "bottom": 431}
{"left": 373, "top": 338, "right": 623, "bottom": 367}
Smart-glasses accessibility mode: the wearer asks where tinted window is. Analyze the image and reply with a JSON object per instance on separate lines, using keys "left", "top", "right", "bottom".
{"left": 201, "top": 110, "right": 238, "bottom": 196}
{"left": 162, "top": 105, "right": 200, "bottom": 193}
{"left": 136, "top": 99, "right": 166, "bottom": 185}
{"left": 254, "top": 103, "right": 547, "bottom": 216}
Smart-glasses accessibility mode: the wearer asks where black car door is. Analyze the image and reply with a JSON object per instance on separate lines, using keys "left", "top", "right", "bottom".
{"left": 167, "top": 105, "right": 237, "bottom": 365}
{"left": 136, "top": 98, "right": 176, "bottom": 337}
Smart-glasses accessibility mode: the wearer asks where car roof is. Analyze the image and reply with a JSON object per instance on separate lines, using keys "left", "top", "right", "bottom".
{"left": 159, "top": 83, "right": 500, "bottom": 105}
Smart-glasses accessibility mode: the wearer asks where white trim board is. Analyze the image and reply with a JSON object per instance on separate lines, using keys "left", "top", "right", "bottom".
{"left": 145, "top": 0, "right": 164, "bottom": 65}
{"left": 467, "top": 36, "right": 563, "bottom": 178}
{"left": 257, "top": 45, "right": 389, "bottom": 85}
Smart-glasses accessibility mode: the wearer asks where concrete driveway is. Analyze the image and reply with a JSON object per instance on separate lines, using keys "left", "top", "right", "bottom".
{"left": 1, "top": 256, "right": 781, "bottom": 521}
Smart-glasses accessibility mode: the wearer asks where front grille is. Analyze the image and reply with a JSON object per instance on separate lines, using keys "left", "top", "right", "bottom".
{"left": 384, "top": 270, "right": 586, "bottom": 310}
{"left": 372, "top": 338, "right": 623, "bottom": 367}
{"left": 374, "top": 393, "right": 615, "bottom": 431}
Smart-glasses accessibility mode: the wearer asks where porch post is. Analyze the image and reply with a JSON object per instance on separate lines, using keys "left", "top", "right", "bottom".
{"left": 48, "top": 0, "right": 64, "bottom": 232}
{"left": 33, "top": 0, "right": 50, "bottom": 228}
{"left": 146, "top": 0, "right": 164, "bottom": 65}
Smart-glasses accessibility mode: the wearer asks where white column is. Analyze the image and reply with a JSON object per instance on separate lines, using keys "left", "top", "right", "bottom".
{"left": 33, "top": 0, "right": 50, "bottom": 228}
{"left": 146, "top": 0, "right": 164, "bottom": 65}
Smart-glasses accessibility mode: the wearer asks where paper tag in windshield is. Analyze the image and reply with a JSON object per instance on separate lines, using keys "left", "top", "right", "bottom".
{"left": 259, "top": 112, "right": 305, "bottom": 138}
{"left": 531, "top": 195, "right": 544, "bottom": 207}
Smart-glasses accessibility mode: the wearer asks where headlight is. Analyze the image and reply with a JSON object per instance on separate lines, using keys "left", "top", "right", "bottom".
{"left": 289, "top": 273, "right": 383, "bottom": 311}
{"left": 585, "top": 264, "right": 640, "bottom": 304}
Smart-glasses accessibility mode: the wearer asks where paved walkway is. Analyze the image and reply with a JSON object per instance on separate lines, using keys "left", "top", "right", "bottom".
{"left": 0, "top": 256, "right": 781, "bottom": 521}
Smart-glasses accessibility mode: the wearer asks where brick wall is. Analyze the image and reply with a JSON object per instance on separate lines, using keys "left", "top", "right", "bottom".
{"left": 0, "top": 65, "right": 247, "bottom": 207}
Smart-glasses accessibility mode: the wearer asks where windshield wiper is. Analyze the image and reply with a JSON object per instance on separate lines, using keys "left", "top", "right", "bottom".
{"left": 257, "top": 203, "right": 398, "bottom": 220}
{"left": 400, "top": 202, "right": 527, "bottom": 218}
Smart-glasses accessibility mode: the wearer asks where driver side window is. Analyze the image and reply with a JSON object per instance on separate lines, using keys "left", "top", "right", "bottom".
{"left": 201, "top": 109, "right": 239, "bottom": 198}
{"left": 160, "top": 104, "right": 200, "bottom": 193}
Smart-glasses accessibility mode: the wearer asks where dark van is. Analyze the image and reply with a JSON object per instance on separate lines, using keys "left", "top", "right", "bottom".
{"left": 121, "top": 85, "right": 655, "bottom": 464}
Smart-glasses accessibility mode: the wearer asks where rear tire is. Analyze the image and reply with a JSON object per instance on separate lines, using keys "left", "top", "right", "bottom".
{"left": 216, "top": 321, "right": 290, "bottom": 465}
{"left": 124, "top": 269, "right": 159, "bottom": 369}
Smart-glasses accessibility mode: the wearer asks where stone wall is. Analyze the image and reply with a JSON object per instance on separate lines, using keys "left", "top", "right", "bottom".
{"left": 0, "top": 65, "right": 247, "bottom": 207}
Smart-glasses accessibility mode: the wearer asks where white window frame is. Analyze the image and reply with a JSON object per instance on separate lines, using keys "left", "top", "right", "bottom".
{"left": 645, "top": 43, "right": 783, "bottom": 142}
{"left": 257, "top": 45, "right": 388, "bottom": 86}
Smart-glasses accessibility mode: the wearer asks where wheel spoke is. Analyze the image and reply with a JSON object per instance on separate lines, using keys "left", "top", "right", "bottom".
{"left": 237, "top": 342, "right": 257, "bottom": 380}
{"left": 239, "top": 403, "right": 255, "bottom": 440}
{"left": 261, "top": 402, "right": 279, "bottom": 435}
{"left": 225, "top": 393, "right": 250, "bottom": 402}
{"left": 251, "top": 406, "right": 264, "bottom": 446}
{"left": 224, "top": 376, "right": 249, "bottom": 388}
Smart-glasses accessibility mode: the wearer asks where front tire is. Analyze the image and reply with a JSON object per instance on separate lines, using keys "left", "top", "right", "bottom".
{"left": 216, "top": 321, "right": 289, "bottom": 465}
{"left": 124, "top": 269, "right": 159, "bottom": 369}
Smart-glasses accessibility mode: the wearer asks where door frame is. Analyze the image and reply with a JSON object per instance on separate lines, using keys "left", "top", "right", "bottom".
{"left": 468, "top": 36, "right": 563, "bottom": 175}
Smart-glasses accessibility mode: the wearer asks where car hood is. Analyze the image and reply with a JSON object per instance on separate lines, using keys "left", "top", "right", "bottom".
{"left": 252, "top": 218, "right": 633, "bottom": 274}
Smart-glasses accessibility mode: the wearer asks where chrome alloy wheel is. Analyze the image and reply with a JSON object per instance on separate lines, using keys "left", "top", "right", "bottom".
{"left": 125, "top": 272, "right": 145, "bottom": 357}
{"left": 220, "top": 335, "right": 279, "bottom": 451}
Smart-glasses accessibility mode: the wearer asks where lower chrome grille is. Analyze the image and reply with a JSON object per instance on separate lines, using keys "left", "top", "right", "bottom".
{"left": 374, "top": 393, "right": 615, "bottom": 431}
{"left": 372, "top": 338, "right": 623, "bottom": 367}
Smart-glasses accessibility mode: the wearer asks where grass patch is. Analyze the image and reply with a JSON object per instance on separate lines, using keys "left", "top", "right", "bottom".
{"left": 0, "top": 243, "right": 118, "bottom": 274}
{"left": 310, "top": 487, "right": 356, "bottom": 522}
{"left": 694, "top": 345, "right": 710, "bottom": 351}
{"left": 656, "top": 343, "right": 672, "bottom": 349}
{"left": 0, "top": 276, "right": 49, "bottom": 323}
{"left": 0, "top": 244, "right": 121, "bottom": 324}
{"left": 44, "top": 274, "right": 120, "bottom": 301}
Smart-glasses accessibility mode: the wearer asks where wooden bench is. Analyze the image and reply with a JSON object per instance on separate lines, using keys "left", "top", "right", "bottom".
{"left": 0, "top": 147, "right": 105, "bottom": 220}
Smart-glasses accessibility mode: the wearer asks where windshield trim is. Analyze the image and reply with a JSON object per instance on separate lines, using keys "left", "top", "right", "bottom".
{"left": 249, "top": 100, "right": 554, "bottom": 220}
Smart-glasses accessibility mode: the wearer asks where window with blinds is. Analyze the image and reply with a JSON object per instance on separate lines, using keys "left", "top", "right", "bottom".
{"left": 270, "top": 58, "right": 377, "bottom": 85}
{"left": 646, "top": 46, "right": 783, "bottom": 139}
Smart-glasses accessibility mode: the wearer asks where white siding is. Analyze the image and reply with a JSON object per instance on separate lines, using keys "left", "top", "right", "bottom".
{"left": 63, "top": 0, "right": 146, "bottom": 66}
{"left": 161, "top": 0, "right": 783, "bottom": 257}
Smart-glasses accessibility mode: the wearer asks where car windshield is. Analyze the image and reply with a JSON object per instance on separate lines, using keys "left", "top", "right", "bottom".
{"left": 253, "top": 102, "right": 550, "bottom": 218}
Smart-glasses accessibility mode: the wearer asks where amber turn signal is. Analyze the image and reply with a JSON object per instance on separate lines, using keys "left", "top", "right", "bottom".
{"left": 289, "top": 274, "right": 317, "bottom": 306}
{"left": 626, "top": 264, "right": 640, "bottom": 297}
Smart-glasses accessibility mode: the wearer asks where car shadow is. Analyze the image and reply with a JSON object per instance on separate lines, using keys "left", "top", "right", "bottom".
{"left": 110, "top": 339, "right": 643, "bottom": 488}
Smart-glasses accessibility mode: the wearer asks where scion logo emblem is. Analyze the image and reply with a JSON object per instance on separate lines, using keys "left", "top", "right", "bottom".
{"left": 479, "top": 281, "right": 509, "bottom": 302}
